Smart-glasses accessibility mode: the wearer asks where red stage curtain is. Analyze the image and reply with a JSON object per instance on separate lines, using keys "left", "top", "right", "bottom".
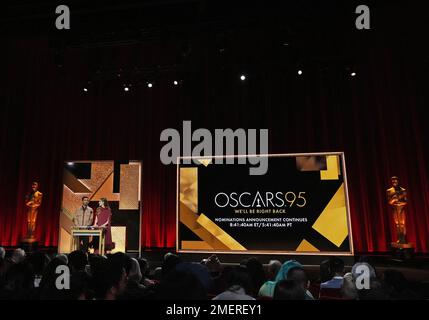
{"left": 1, "top": 35, "right": 428, "bottom": 253}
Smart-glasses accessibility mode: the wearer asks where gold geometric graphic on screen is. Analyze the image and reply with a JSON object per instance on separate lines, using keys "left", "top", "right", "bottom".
{"left": 312, "top": 183, "right": 348, "bottom": 247}
{"left": 180, "top": 168, "right": 198, "bottom": 213}
{"left": 296, "top": 239, "right": 320, "bottom": 252}
{"left": 119, "top": 164, "right": 139, "bottom": 209}
{"left": 196, "top": 214, "right": 246, "bottom": 250}
{"left": 320, "top": 155, "right": 340, "bottom": 180}
{"left": 180, "top": 202, "right": 230, "bottom": 250}
{"left": 196, "top": 158, "right": 212, "bottom": 167}
{"left": 179, "top": 167, "right": 246, "bottom": 251}
{"left": 181, "top": 241, "right": 214, "bottom": 250}
{"left": 296, "top": 156, "right": 327, "bottom": 171}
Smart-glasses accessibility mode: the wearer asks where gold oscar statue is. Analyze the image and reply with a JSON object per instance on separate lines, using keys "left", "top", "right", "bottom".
{"left": 23, "top": 181, "right": 43, "bottom": 242}
{"left": 386, "top": 176, "right": 407, "bottom": 245}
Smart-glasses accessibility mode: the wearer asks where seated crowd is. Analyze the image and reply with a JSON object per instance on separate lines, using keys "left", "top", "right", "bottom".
{"left": 0, "top": 246, "right": 425, "bottom": 300}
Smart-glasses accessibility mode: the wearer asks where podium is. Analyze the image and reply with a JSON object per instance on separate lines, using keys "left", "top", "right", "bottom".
{"left": 71, "top": 227, "right": 105, "bottom": 255}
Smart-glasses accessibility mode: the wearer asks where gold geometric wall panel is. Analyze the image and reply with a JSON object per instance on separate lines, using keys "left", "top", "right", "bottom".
{"left": 79, "top": 162, "right": 114, "bottom": 193}
{"left": 111, "top": 226, "right": 126, "bottom": 253}
{"left": 60, "top": 161, "right": 141, "bottom": 254}
{"left": 91, "top": 172, "right": 120, "bottom": 202}
{"left": 119, "top": 164, "right": 140, "bottom": 209}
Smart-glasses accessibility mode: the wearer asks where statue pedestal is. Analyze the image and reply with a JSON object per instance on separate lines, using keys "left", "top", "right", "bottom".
{"left": 20, "top": 238, "right": 38, "bottom": 253}
{"left": 390, "top": 242, "right": 414, "bottom": 260}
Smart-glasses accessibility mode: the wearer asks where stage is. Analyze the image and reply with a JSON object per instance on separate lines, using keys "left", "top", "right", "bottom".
{"left": 1, "top": 0, "right": 429, "bottom": 305}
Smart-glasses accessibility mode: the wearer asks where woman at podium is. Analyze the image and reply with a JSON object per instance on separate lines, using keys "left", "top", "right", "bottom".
{"left": 93, "top": 198, "right": 115, "bottom": 253}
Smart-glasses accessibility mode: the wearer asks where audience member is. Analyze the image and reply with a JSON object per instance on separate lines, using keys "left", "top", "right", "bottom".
{"left": 38, "top": 256, "right": 69, "bottom": 300}
{"left": 259, "top": 260, "right": 309, "bottom": 298}
{"left": 27, "top": 251, "right": 50, "bottom": 288}
{"left": 11, "top": 248, "right": 26, "bottom": 264}
{"left": 0, "top": 249, "right": 427, "bottom": 301}
{"left": 0, "top": 247, "right": 5, "bottom": 260}
{"left": 319, "top": 259, "right": 333, "bottom": 283}
{"left": 383, "top": 269, "right": 419, "bottom": 300}
{"left": 273, "top": 279, "right": 306, "bottom": 300}
{"left": 0, "top": 262, "right": 35, "bottom": 300}
{"left": 212, "top": 266, "right": 255, "bottom": 300}
{"left": 245, "top": 257, "right": 267, "bottom": 297}
{"left": 341, "top": 273, "right": 358, "bottom": 300}
{"left": 162, "top": 253, "right": 182, "bottom": 277}
{"left": 266, "top": 260, "right": 282, "bottom": 281}
{"left": 0, "top": 247, "right": 6, "bottom": 277}
{"left": 155, "top": 270, "right": 206, "bottom": 300}
{"left": 320, "top": 257, "right": 345, "bottom": 289}
{"left": 137, "top": 257, "right": 156, "bottom": 287}
{"left": 176, "top": 262, "right": 213, "bottom": 292}
{"left": 92, "top": 256, "right": 127, "bottom": 300}
{"left": 118, "top": 257, "right": 146, "bottom": 300}
{"left": 68, "top": 250, "right": 88, "bottom": 273}
{"left": 358, "top": 279, "right": 389, "bottom": 300}
{"left": 288, "top": 266, "right": 314, "bottom": 299}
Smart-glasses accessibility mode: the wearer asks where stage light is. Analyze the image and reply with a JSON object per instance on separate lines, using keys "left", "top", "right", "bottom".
{"left": 240, "top": 75, "right": 246, "bottom": 81}
{"left": 67, "top": 162, "right": 74, "bottom": 166}
{"left": 351, "top": 72, "right": 356, "bottom": 77}
{"left": 147, "top": 82, "right": 153, "bottom": 88}
{"left": 298, "top": 70, "right": 303, "bottom": 75}
{"left": 124, "top": 86, "right": 130, "bottom": 92}
{"left": 83, "top": 81, "right": 91, "bottom": 92}
{"left": 173, "top": 80, "right": 178, "bottom": 86}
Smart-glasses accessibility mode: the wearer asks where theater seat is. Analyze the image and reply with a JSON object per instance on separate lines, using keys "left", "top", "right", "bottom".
{"left": 319, "top": 296, "right": 351, "bottom": 301}
{"left": 308, "top": 282, "right": 321, "bottom": 298}
{"left": 319, "top": 287, "right": 342, "bottom": 299}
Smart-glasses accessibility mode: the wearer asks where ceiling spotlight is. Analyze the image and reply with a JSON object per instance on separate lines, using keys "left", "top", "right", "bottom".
{"left": 351, "top": 72, "right": 356, "bottom": 77}
{"left": 83, "top": 87, "right": 88, "bottom": 92}
{"left": 147, "top": 83, "right": 153, "bottom": 88}
{"left": 173, "top": 80, "right": 178, "bottom": 86}
{"left": 67, "top": 162, "right": 74, "bottom": 166}
{"left": 124, "top": 86, "right": 129, "bottom": 92}
{"left": 298, "top": 70, "right": 303, "bottom": 75}
{"left": 240, "top": 75, "right": 246, "bottom": 81}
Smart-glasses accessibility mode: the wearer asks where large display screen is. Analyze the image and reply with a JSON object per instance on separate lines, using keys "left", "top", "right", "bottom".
{"left": 177, "top": 153, "right": 353, "bottom": 255}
